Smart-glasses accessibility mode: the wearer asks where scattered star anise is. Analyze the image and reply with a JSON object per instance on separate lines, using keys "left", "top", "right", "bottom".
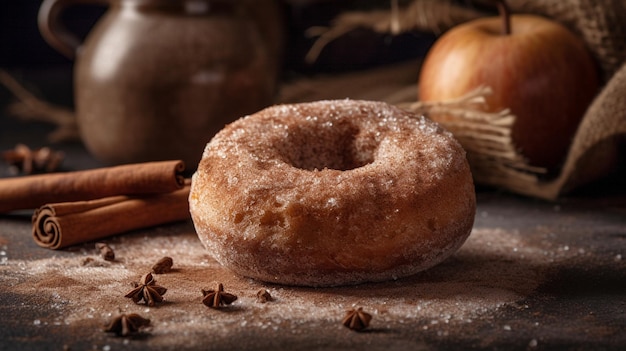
{"left": 201, "top": 283, "right": 237, "bottom": 308}
{"left": 342, "top": 307, "right": 372, "bottom": 332}
{"left": 124, "top": 272, "right": 167, "bottom": 306}
{"left": 1, "top": 143, "right": 64, "bottom": 175}
{"left": 256, "top": 289, "right": 273, "bottom": 303}
{"left": 104, "top": 313, "right": 151, "bottom": 336}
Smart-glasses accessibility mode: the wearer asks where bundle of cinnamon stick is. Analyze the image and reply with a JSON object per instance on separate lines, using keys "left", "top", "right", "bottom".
{"left": 0, "top": 160, "right": 191, "bottom": 250}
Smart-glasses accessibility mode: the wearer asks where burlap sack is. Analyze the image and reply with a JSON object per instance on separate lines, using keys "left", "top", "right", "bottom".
{"left": 297, "top": 0, "right": 626, "bottom": 200}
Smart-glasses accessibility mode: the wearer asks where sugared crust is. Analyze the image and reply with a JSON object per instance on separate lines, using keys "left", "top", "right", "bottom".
{"left": 189, "top": 100, "right": 476, "bottom": 286}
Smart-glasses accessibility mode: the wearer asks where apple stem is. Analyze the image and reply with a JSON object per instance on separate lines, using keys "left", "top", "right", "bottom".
{"left": 496, "top": 0, "right": 511, "bottom": 35}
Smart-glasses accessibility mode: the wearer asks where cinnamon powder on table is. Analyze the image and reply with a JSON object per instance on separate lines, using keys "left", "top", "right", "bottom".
{"left": 0, "top": 220, "right": 574, "bottom": 350}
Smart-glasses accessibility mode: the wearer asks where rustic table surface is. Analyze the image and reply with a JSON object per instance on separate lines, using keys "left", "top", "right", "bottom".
{"left": 1, "top": 73, "right": 625, "bottom": 351}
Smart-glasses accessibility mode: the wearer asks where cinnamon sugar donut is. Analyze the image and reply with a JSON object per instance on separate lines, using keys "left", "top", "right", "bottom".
{"left": 189, "top": 100, "right": 475, "bottom": 287}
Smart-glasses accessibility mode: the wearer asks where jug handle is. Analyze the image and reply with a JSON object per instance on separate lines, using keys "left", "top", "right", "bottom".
{"left": 38, "top": 0, "right": 110, "bottom": 59}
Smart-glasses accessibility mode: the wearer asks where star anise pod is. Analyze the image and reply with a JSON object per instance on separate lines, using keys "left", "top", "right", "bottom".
{"left": 104, "top": 313, "right": 151, "bottom": 336}
{"left": 124, "top": 272, "right": 167, "bottom": 306}
{"left": 342, "top": 307, "right": 372, "bottom": 331}
{"left": 201, "top": 283, "right": 237, "bottom": 308}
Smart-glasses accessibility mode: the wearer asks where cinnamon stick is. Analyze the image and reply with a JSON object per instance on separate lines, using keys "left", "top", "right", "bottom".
{"left": 0, "top": 160, "right": 185, "bottom": 213}
{"left": 32, "top": 185, "right": 191, "bottom": 250}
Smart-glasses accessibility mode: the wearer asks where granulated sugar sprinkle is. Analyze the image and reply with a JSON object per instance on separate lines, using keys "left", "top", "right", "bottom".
{"left": 0, "top": 222, "right": 581, "bottom": 349}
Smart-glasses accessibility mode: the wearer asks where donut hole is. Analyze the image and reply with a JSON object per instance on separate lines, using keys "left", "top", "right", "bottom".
{"left": 280, "top": 120, "right": 377, "bottom": 171}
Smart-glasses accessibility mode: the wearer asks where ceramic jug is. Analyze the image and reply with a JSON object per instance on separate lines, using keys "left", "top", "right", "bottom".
{"left": 38, "top": 0, "right": 282, "bottom": 168}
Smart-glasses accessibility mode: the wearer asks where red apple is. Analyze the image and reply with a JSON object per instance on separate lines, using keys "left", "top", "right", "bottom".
{"left": 417, "top": 2, "right": 599, "bottom": 172}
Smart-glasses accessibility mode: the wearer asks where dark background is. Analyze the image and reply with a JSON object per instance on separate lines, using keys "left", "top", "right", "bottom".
{"left": 0, "top": 1, "right": 106, "bottom": 68}
{"left": 0, "top": 0, "right": 434, "bottom": 105}
{"left": 0, "top": 0, "right": 101, "bottom": 108}
{"left": 2, "top": 1, "right": 621, "bottom": 191}
{"left": 0, "top": 0, "right": 433, "bottom": 175}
